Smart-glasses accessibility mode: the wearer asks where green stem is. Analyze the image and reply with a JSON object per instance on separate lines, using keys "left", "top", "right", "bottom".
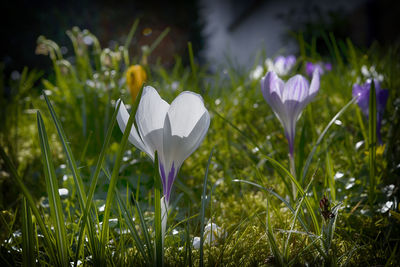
{"left": 289, "top": 153, "right": 297, "bottom": 200}
{"left": 153, "top": 152, "right": 164, "bottom": 266}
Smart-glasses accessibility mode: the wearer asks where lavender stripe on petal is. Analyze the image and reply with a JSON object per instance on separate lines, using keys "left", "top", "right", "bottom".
{"left": 159, "top": 162, "right": 167, "bottom": 195}
{"left": 165, "top": 162, "right": 176, "bottom": 203}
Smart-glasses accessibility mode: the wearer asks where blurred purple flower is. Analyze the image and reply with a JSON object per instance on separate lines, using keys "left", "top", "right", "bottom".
{"left": 352, "top": 79, "right": 389, "bottom": 143}
{"left": 305, "top": 62, "right": 332, "bottom": 77}
{"left": 266, "top": 55, "right": 296, "bottom": 76}
{"left": 261, "top": 70, "right": 320, "bottom": 156}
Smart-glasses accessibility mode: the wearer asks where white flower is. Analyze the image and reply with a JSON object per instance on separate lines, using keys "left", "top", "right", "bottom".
{"left": 203, "top": 222, "right": 224, "bottom": 244}
{"left": 116, "top": 86, "right": 210, "bottom": 204}
{"left": 265, "top": 55, "right": 296, "bottom": 76}
{"left": 250, "top": 65, "right": 264, "bottom": 80}
{"left": 192, "top": 236, "right": 201, "bottom": 249}
{"left": 192, "top": 222, "right": 225, "bottom": 249}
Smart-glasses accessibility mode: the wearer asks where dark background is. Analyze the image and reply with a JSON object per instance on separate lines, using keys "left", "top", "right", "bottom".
{"left": 1, "top": 0, "right": 400, "bottom": 76}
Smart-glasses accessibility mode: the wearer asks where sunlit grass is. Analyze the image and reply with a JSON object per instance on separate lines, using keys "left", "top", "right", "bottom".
{"left": 0, "top": 21, "right": 399, "bottom": 266}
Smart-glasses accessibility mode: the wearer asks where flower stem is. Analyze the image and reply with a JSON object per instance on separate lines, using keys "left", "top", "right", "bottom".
{"left": 289, "top": 153, "right": 297, "bottom": 200}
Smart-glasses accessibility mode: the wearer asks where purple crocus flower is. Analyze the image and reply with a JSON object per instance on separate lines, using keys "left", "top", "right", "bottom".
{"left": 261, "top": 70, "right": 320, "bottom": 156}
{"left": 305, "top": 62, "right": 332, "bottom": 77}
{"left": 266, "top": 55, "right": 297, "bottom": 76}
{"left": 116, "top": 86, "right": 210, "bottom": 204}
{"left": 352, "top": 79, "right": 389, "bottom": 143}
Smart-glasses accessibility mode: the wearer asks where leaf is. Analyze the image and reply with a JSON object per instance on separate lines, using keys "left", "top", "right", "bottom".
{"left": 21, "top": 198, "right": 35, "bottom": 267}
{"left": 368, "top": 80, "right": 377, "bottom": 204}
{"left": 199, "top": 148, "right": 214, "bottom": 267}
{"left": 37, "top": 111, "right": 68, "bottom": 266}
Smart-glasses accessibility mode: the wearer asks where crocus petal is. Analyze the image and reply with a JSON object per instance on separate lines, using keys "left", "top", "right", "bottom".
{"left": 261, "top": 71, "right": 288, "bottom": 127}
{"left": 116, "top": 99, "right": 150, "bottom": 156}
{"left": 282, "top": 74, "right": 309, "bottom": 155}
{"left": 352, "top": 83, "right": 370, "bottom": 116}
{"left": 352, "top": 80, "right": 389, "bottom": 144}
{"left": 136, "top": 86, "right": 170, "bottom": 160}
{"left": 261, "top": 71, "right": 291, "bottom": 137}
{"left": 261, "top": 71, "right": 318, "bottom": 156}
{"left": 325, "top": 63, "right": 332, "bottom": 71}
{"left": 261, "top": 71, "right": 285, "bottom": 103}
{"left": 283, "top": 74, "right": 309, "bottom": 103}
{"left": 161, "top": 91, "right": 210, "bottom": 201}
{"left": 377, "top": 88, "right": 389, "bottom": 115}
{"left": 285, "top": 55, "right": 296, "bottom": 69}
{"left": 305, "top": 62, "right": 314, "bottom": 77}
{"left": 307, "top": 69, "right": 320, "bottom": 101}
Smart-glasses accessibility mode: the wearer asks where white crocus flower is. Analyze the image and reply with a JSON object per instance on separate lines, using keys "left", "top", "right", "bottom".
{"left": 265, "top": 55, "right": 296, "bottom": 76}
{"left": 192, "top": 222, "right": 225, "bottom": 249}
{"left": 116, "top": 86, "right": 210, "bottom": 232}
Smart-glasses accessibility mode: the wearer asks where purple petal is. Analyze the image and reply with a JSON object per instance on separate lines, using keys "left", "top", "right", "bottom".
{"left": 284, "top": 122, "right": 296, "bottom": 156}
{"left": 283, "top": 74, "right": 309, "bottom": 103}
{"left": 159, "top": 162, "right": 167, "bottom": 196}
{"left": 261, "top": 71, "right": 284, "bottom": 105}
{"left": 377, "top": 88, "right": 389, "bottom": 115}
{"left": 274, "top": 56, "right": 286, "bottom": 65}
{"left": 353, "top": 80, "right": 389, "bottom": 143}
{"left": 165, "top": 162, "right": 176, "bottom": 203}
{"left": 352, "top": 83, "right": 369, "bottom": 116}
{"left": 305, "top": 62, "right": 314, "bottom": 77}
{"left": 159, "top": 161, "right": 178, "bottom": 203}
{"left": 324, "top": 63, "right": 332, "bottom": 71}
{"left": 285, "top": 55, "right": 297, "bottom": 69}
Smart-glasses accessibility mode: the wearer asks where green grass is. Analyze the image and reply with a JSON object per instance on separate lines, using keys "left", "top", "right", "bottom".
{"left": 0, "top": 24, "right": 399, "bottom": 266}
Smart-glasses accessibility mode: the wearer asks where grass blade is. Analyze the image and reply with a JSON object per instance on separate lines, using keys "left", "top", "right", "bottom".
{"left": 43, "top": 92, "right": 87, "bottom": 211}
{"left": 37, "top": 111, "right": 68, "bottom": 266}
{"left": 148, "top": 28, "right": 170, "bottom": 54}
{"left": 188, "top": 42, "right": 197, "bottom": 84}
{"left": 0, "top": 146, "right": 57, "bottom": 263}
{"left": 266, "top": 199, "right": 284, "bottom": 266}
{"left": 325, "top": 150, "right": 335, "bottom": 202}
{"left": 261, "top": 154, "right": 320, "bottom": 234}
{"left": 301, "top": 98, "right": 356, "bottom": 185}
{"left": 123, "top": 18, "right": 140, "bottom": 65}
{"left": 233, "top": 179, "right": 310, "bottom": 233}
{"left": 100, "top": 86, "right": 144, "bottom": 263}
{"left": 74, "top": 100, "right": 121, "bottom": 265}
{"left": 115, "top": 189, "right": 150, "bottom": 265}
{"left": 153, "top": 152, "right": 163, "bottom": 266}
{"left": 199, "top": 148, "right": 214, "bottom": 267}
{"left": 21, "top": 197, "right": 35, "bottom": 267}
{"left": 368, "top": 80, "right": 377, "bottom": 204}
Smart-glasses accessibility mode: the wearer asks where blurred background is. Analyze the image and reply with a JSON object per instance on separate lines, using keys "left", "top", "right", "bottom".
{"left": 1, "top": 0, "right": 400, "bottom": 77}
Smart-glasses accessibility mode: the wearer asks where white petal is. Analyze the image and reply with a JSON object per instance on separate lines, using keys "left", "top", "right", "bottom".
{"left": 307, "top": 69, "right": 320, "bottom": 100}
{"left": 160, "top": 92, "right": 210, "bottom": 183}
{"left": 192, "top": 237, "right": 201, "bottom": 249}
{"left": 136, "top": 86, "right": 170, "bottom": 159}
{"left": 166, "top": 91, "right": 208, "bottom": 137}
{"left": 163, "top": 112, "right": 209, "bottom": 168}
{"left": 116, "top": 99, "right": 149, "bottom": 155}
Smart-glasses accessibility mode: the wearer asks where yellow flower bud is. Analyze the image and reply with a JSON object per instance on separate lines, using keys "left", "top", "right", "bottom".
{"left": 376, "top": 144, "right": 385, "bottom": 157}
{"left": 126, "top": 65, "right": 147, "bottom": 102}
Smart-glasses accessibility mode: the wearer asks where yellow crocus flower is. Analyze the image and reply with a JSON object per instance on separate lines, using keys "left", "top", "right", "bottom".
{"left": 126, "top": 65, "right": 147, "bottom": 102}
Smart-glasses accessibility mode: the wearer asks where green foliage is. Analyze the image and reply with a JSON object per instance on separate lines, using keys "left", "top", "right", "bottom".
{"left": 1, "top": 24, "right": 400, "bottom": 266}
